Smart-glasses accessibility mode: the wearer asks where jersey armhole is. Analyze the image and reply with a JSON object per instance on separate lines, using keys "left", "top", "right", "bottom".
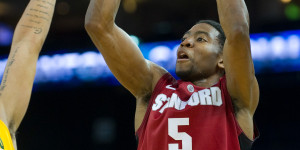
{"left": 135, "top": 73, "right": 173, "bottom": 138}
{"left": 221, "top": 76, "right": 260, "bottom": 142}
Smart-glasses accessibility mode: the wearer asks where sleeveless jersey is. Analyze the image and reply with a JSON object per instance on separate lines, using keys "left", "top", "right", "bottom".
{"left": 136, "top": 73, "right": 259, "bottom": 150}
{"left": 0, "top": 120, "right": 14, "bottom": 150}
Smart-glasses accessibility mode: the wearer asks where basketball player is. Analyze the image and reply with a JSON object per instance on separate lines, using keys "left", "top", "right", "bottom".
{"left": 0, "top": 0, "right": 56, "bottom": 149}
{"left": 85, "top": 0, "right": 259, "bottom": 149}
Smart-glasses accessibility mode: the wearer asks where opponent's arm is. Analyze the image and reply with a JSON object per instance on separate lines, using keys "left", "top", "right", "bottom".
{"left": 85, "top": 0, "right": 166, "bottom": 97}
{"left": 0, "top": 0, "right": 56, "bottom": 132}
{"left": 216, "top": 0, "right": 259, "bottom": 136}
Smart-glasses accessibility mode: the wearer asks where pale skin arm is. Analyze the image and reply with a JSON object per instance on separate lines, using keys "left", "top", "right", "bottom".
{"left": 85, "top": 0, "right": 166, "bottom": 98}
{"left": 216, "top": 0, "right": 259, "bottom": 138}
{"left": 0, "top": 0, "right": 56, "bottom": 132}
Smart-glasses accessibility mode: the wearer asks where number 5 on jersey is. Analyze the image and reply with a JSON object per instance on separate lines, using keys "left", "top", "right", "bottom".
{"left": 168, "top": 118, "right": 192, "bottom": 150}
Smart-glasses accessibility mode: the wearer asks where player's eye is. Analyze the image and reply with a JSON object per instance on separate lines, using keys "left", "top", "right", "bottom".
{"left": 181, "top": 37, "right": 187, "bottom": 42}
{"left": 197, "top": 37, "right": 205, "bottom": 42}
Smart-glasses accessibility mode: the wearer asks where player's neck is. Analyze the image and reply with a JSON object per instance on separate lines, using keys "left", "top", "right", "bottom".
{"left": 192, "top": 73, "right": 223, "bottom": 88}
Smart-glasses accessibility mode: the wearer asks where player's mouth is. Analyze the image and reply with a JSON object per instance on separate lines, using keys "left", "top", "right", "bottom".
{"left": 177, "top": 51, "right": 190, "bottom": 61}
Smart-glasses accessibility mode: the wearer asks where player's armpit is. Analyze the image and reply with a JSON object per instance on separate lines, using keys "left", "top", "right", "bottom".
{"left": 222, "top": 30, "right": 259, "bottom": 140}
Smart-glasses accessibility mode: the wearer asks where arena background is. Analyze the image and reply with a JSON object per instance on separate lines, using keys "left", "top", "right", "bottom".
{"left": 1, "top": 0, "right": 300, "bottom": 149}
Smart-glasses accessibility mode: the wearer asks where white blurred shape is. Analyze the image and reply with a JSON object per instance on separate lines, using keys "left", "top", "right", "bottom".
{"left": 81, "top": 51, "right": 101, "bottom": 67}
{"left": 251, "top": 38, "right": 269, "bottom": 60}
{"left": 287, "top": 35, "right": 300, "bottom": 59}
{"left": 0, "top": 59, "right": 7, "bottom": 77}
{"left": 270, "top": 36, "right": 285, "bottom": 59}
{"left": 172, "top": 44, "right": 180, "bottom": 60}
{"left": 149, "top": 46, "right": 172, "bottom": 62}
{"left": 130, "top": 35, "right": 140, "bottom": 45}
{"left": 64, "top": 53, "right": 81, "bottom": 69}
{"left": 250, "top": 39, "right": 260, "bottom": 60}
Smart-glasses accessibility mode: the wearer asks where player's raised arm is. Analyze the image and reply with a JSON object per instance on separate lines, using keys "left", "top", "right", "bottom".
{"left": 216, "top": 0, "right": 259, "bottom": 137}
{"left": 0, "top": 0, "right": 56, "bottom": 132}
{"left": 85, "top": 0, "right": 166, "bottom": 97}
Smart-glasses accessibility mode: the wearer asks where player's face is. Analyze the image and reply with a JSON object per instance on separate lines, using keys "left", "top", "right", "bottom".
{"left": 175, "top": 23, "right": 223, "bottom": 81}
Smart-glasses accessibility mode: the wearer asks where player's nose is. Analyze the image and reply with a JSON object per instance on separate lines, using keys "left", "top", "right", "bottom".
{"left": 180, "top": 37, "right": 194, "bottom": 48}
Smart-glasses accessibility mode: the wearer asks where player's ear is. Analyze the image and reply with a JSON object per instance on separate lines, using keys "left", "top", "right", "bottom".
{"left": 217, "top": 56, "right": 224, "bottom": 69}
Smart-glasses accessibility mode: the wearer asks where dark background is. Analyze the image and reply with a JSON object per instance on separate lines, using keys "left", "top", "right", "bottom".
{"left": 0, "top": 0, "right": 300, "bottom": 149}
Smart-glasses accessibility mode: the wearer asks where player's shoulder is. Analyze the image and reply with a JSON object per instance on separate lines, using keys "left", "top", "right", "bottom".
{"left": 147, "top": 60, "right": 168, "bottom": 76}
{"left": 146, "top": 60, "right": 169, "bottom": 91}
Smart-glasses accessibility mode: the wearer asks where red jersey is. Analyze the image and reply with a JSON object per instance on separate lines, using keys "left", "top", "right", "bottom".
{"left": 136, "top": 73, "right": 259, "bottom": 150}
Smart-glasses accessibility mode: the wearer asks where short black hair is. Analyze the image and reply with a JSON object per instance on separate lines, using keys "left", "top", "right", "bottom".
{"left": 196, "top": 20, "right": 226, "bottom": 52}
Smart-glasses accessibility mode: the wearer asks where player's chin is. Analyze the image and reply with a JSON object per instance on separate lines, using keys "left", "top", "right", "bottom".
{"left": 175, "top": 68, "right": 191, "bottom": 81}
